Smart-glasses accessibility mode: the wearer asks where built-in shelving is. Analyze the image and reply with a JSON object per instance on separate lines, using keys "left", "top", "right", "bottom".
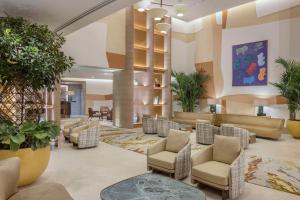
{"left": 132, "top": 7, "right": 171, "bottom": 125}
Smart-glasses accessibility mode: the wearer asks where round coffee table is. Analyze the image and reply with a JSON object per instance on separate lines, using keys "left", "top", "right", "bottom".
{"left": 100, "top": 173, "right": 206, "bottom": 200}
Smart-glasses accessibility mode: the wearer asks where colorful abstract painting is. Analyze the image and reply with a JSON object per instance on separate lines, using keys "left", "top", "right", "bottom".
{"left": 232, "top": 40, "right": 268, "bottom": 86}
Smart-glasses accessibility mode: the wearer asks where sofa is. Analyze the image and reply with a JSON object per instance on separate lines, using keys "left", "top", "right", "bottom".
{"left": 172, "top": 112, "right": 215, "bottom": 127}
{"left": 216, "top": 114, "right": 285, "bottom": 140}
{"left": 0, "top": 157, "right": 73, "bottom": 200}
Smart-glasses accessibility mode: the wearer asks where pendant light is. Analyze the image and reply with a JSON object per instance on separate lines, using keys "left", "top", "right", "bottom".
{"left": 174, "top": 3, "right": 188, "bottom": 17}
{"left": 156, "top": 22, "right": 171, "bottom": 34}
{"left": 148, "top": 0, "right": 168, "bottom": 21}
{"left": 134, "top": 0, "right": 151, "bottom": 12}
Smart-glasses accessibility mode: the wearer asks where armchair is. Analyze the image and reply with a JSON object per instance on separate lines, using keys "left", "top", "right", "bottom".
{"left": 191, "top": 135, "right": 245, "bottom": 200}
{"left": 220, "top": 124, "right": 250, "bottom": 149}
{"left": 142, "top": 115, "right": 157, "bottom": 134}
{"left": 196, "top": 122, "right": 220, "bottom": 145}
{"left": 70, "top": 121, "right": 100, "bottom": 149}
{"left": 147, "top": 129, "right": 191, "bottom": 180}
{"left": 0, "top": 157, "right": 73, "bottom": 200}
{"left": 156, "top": 117, "right": 181, "bottom": 137}
{"left": 88, "top": 108, "right": 101, "bottom": 120}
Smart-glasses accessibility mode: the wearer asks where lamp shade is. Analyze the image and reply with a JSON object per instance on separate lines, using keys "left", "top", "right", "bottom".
{"left": 207, "top": 98, "right": 220, "bottom": 105}
{"left": 175, "top": 4, "right": 188, "bottom": 17}
{"left": 156, "top": 22, "right": 171, "bottom": 34}
{"left": 254, "top": 99, "right": 269, "bottom": 106}
{"left": 134, "top": 0, "right": 151, "bottom": 12}
{"left": 148, "top": 7, "right": 168, "bottom": 20}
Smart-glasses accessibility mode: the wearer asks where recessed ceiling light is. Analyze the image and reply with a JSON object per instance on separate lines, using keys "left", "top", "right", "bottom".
{"left": 138, "top": 8, "right": 145, "bottom": 12}
{"left": 154, "top": 17, "right": 162, "bottom": 21}
{"left": 177, "top": 13, "right": 184, "bottom": 17}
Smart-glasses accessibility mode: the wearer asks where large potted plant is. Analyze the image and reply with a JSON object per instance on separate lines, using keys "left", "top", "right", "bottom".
{"left": 0, "top": 16, "right": 73, "bottom": 185}
{"left": 171, "top": 71, "right": 208, "bottom": 112}
{"left": 271, "top": 57, "right": 300, "bottom": 139}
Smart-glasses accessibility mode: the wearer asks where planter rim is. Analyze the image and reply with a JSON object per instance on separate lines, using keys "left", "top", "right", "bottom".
{"left": 0, "top": 145, "right": 50, "bottom": 151}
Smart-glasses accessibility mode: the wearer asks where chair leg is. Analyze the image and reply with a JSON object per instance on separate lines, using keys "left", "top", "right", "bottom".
{"left": 222, "top": 190, "right": 228, "bottom": 200}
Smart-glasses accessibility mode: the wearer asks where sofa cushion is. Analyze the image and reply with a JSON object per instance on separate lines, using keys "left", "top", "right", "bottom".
{"left": 196, "top": 119, "right": 211, "bottom": 124}
{"left": 8, "top": 183, "right": 73, "bottom": 200}
{"left": 0, "top": 157, "right": 20, "bottom": 200}
{"left": 165, "top": 129, "right": 189, "bottom": 153}
{"left": 192, "top": 161, "right": 230, "bottom": 186}
{"left": 213, "top": 135, "right": 240, "bottom": 164}
{"left": 148, "top": 151, "right": 177, "bottom": 170}
{"left": 70, "top": 133, "right": 79, "bottom": 144}
{"left": 229, "top": 124, "right": 281, "bottom": 139}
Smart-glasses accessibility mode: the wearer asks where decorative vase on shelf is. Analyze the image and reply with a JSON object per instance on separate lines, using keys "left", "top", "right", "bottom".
{"left": 154, "top": 78, "right": 161, "bottom": 87}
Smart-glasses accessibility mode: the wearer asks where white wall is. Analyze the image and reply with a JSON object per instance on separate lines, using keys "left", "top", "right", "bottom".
{"left": 221, "top": 19, "right": 295, "bottom": 96}
{"left": 172, "top": 39, "right": 196, "bottom": 73}
{"left": 62, "top": 21, "right": 109, "bottom": 67}
{"left": 85, "top": 79, "right": 113, "bottom": 110}
{"left": 86, "top": 79, "right": 113, "bottom": 95}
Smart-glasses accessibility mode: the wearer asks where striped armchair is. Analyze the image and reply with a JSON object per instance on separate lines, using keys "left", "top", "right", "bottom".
{"left": 191, "top": 135, "right": 245, "bottom": 200}
{"left": 196, "top": 122, "right": 220, "bottom": 145}
{"left": 220, "top": 124, "right": 250, "bottom": 149}
{"left": 147, "top": 129, "right": 191, "bottom": 180}
{"left": 142, "top": 115, "right": 157, "bottom": 134}
{"left": 70, "top": 126, "right": 100, "bottom": 149}
{"left": 157, "top": 117, "right": 181, "bottom": 137}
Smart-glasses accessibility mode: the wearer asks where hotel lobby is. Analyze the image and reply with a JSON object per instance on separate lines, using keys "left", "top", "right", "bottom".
{"left": 0, "top": 0, "right": 300, "bottom": 200}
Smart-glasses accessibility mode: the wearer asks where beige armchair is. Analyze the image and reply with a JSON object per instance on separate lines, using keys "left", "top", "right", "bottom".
{"left": 147, "top": 129, "right": 191, "bottom": 180}
{"left": 191, "top": 135, "right": 245, "bottom": 200}
{"left": 0, "top": 157, "right": 73, "bottom": 200}
{"left": 70, "top": 121, "right": 100, "bottom": 148}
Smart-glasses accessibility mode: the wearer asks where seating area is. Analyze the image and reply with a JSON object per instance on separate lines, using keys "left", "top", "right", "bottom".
{"left": 0, "top": 1, "right": 300, "bottom": 200}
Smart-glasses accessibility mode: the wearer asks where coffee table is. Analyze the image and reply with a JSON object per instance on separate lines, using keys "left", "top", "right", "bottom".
{"left": 100, "top": 173, "right": 206, "bottom": 200}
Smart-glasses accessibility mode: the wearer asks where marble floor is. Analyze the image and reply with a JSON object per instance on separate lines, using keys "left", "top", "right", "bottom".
{"left": 33, "top": 125, "right": 300, "bottom": 200}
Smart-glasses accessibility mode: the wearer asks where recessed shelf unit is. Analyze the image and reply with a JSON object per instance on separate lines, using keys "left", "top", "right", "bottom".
{"left": 131, "top": 7, "right": 172, "bottom": 126}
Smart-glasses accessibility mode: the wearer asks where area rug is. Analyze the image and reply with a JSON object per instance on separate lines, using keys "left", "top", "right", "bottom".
{"left": 100, "top": 133, "right": 204, "bottom": 155}
{"left": 245, "top": 155, "right": 300, "bottom": 195}
{"left": 99, "top": 125, "right": 135, "bottom": 137}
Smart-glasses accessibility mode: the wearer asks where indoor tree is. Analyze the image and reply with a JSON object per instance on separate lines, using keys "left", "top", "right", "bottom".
{"left": 171, "top": 71, "right": 208, "bottom": 112}
{"left": 0, "top": 16, "right": 74, "bottom": 124}
{"left": 0, "top": 16, "right": 74, "bottom": 150}
{"left": 271, "top": 57, "right": 300, "bottom": 121}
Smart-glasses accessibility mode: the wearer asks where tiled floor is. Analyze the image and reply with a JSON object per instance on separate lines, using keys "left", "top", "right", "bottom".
{"left": 33, "top": 123, "right": 300, "bottom": 200}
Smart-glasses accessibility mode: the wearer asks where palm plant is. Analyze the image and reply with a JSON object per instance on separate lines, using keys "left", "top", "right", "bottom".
{"left": 271, "top": 57, "right": 300, "bottom": 120}
{"left": 171, "top": 71, "right": 208, "bottom": 112}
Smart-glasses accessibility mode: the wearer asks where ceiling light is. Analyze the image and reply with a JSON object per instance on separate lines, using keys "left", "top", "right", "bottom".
{"left": 156, "top": 22, "right": 171, "bottom": 34}
{"left": 175, "top": 3, "right": 188, "bottom": 17}
{"left": 148, "top": 7, "right": 168, "bottom": 19}
{"left": 134, "top": 0, "right": 151, "bottom": 12}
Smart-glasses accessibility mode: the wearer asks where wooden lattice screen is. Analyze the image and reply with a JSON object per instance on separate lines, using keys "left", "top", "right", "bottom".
{"left": 0, "top": 84, "right": 44, "bottom": 125}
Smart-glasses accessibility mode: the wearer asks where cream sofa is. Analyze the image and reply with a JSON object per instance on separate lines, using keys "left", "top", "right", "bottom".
{"left": 0, "top": 157, "right": 73, "bottom": 200}
{"left": 172, "top": 112, "right": 215, "bottom": 127}
{"left": 216, "top": 114, "right": 285, "bottom": 140}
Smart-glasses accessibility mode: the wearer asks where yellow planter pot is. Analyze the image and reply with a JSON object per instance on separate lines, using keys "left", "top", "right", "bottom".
{"left": 287, "top": 120, "right": 300, "bottom": 139}
{"left": 0, "top": 146, "right": 50, "bottom": 186}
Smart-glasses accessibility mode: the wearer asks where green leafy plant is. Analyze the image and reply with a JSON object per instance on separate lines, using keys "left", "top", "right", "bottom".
{"left": 271, "top": 57, "right": 300, "bottom": 120}
{"left": 0, "top": 121, "right": 60, "bottom": 151}
{"left": 0, "top": 16, "right": 74, "bottom": 90}
{"left": 171, "top": 71, "right": 208, "bottom": 112}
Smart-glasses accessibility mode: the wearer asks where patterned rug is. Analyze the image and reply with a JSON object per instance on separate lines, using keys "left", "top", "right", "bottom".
{"left": 101, "top": 133, "right": 204, "bottom": 155}
{"left": 99, "top": 125, "right": 135, "bottom": 137}
{"left": 245, "top": 155, "right": 300, "bottom": 195}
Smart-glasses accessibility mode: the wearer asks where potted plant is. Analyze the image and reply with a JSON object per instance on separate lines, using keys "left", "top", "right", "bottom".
{"left": 0, "top": 16, "right": 73, "bottom": 185}
{"left": 271, "top": 57, "right": 300, "bottom": 139}
{"left": 171, "top": 71, "right": 208, "bottom": 112}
